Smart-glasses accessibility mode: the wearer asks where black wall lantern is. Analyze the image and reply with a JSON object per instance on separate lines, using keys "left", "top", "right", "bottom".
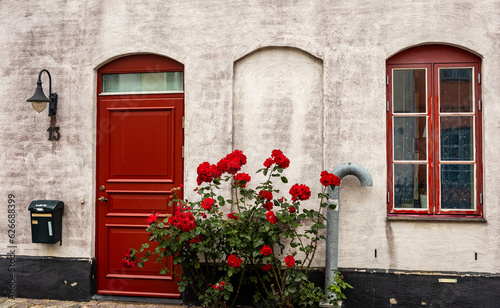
{"left": 27, "top": 69, "right": 58, "bottom": 116}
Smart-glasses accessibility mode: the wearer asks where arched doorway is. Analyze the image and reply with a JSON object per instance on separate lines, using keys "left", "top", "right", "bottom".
{"left": 96, "top": 54, "right": 184, "bottom": 297}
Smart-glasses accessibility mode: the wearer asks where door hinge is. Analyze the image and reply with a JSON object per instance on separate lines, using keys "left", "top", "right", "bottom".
{"left": 387, "top": 192, "right": 390, "bottom": 203}
{"left": 387, "top": 101, "right": 389, "bottom": 111}
{"left": 480, "top": 193, "right": 483, "bottom": 204}
{"left": 386, "top": 75, "right": 389, "bottom": 86}
{"left": 478, "top": 73, "right": 481, "bottom": 84}
{"left": 182, "top": 146, "right": 184, "bottom": 158}
{"left": 478, "top": 99, "right": 482, "bottom": 111}
{"left": 182, "top": 116, "right": 185, "bottom": 129}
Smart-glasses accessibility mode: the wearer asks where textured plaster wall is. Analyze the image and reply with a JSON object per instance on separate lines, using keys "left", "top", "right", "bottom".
{"left": 0, "top": 0, "right": 499, "bottom": 274}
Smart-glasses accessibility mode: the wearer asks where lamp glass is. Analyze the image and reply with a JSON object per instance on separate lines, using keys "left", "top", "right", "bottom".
{"left": 31, "top": 102, "right": 47, "bottom": 113}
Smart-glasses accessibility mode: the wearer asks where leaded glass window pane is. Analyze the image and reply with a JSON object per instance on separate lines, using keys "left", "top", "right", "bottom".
{"left": 440, "top": 164, "right": 474, "bottom": 209}
{"left": 440, "top": 116, "right": 473, "bottom": 161}
{"left": 394, "top": 164, "right": 427, "bottom": 209}
{"left": 440, "top": 68, "right": 473, "bottom": 113}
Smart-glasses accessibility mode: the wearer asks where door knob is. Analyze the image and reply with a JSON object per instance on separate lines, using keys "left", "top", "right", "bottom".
{"left": 98, "top": 196, "right": 108, "bottom": 202}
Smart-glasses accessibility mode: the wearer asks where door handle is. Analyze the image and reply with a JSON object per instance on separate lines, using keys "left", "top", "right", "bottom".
{"left": 98, "top": 196, "right": 108, "bottom": 202}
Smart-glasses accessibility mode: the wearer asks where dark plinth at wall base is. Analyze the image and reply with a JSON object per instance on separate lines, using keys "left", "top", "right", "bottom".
{"left": 340, "top": 268, "right": 500, "bottom": 308}
{"left": 3, "top": 258, "right": 500, "bottom": 307}
{"left": 182, "top": 266, "right": 325, "bottom": 306}
{"left": 0, "top": 255, "right": 95, "bottom": 301}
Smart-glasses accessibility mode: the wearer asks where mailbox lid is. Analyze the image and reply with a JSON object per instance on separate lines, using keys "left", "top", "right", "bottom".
{"left": 28, "top": 200, "right": 64, "bottom": 212}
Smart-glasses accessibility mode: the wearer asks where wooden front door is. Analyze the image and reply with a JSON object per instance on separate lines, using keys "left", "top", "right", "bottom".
{"left": 96, "top": 55, "right": 184, "bottom": 297}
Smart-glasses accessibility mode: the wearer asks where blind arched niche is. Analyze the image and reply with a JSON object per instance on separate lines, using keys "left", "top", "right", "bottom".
{"left": 233, "top": 47, "right": 324, "bottom": 212}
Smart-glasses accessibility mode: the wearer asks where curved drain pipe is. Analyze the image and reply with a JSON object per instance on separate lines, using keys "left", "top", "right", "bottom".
{"left": 323, "top": 163, "right": 373, "bottom": 305}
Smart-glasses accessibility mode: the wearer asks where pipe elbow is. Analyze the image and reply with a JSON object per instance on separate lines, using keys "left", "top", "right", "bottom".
{"left": 331, "top": 163, "right": 373, "bottom": 187}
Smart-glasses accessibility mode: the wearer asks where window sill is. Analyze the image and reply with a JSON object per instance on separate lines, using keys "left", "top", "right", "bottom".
{"left": 387, "top": 215, "right": 486, "bottom": 222}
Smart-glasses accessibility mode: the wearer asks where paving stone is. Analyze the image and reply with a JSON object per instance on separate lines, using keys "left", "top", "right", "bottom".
{"left": 0, "top": 302, "right": 15, "bottom": 308}
{"left": 58, "top": 303, "right": 81, "bottom": 308}
{"left": 0, "top": 298, "right": 191, "bottom": 308}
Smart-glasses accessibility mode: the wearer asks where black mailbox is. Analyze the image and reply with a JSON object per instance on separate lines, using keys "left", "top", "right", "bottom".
{"left": 28, "top": 200, "right": 64, "bottom": 244}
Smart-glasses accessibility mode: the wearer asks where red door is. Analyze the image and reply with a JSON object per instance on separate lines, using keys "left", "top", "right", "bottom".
{"left": 96, "top": 55, "right": 184, "bottom": 297}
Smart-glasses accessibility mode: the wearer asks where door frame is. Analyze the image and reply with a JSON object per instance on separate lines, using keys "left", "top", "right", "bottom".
{"left": 95, "top": 53, "right": 185, "bottom": 297}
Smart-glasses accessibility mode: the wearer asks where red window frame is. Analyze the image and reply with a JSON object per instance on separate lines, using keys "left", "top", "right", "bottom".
{"left": 387, "top": 45, "right": 483, "bottom": 219}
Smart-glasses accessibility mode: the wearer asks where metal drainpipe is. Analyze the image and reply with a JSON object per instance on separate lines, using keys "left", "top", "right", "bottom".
{"left": 322, "top": 163, "right": 373, "bottom": 306}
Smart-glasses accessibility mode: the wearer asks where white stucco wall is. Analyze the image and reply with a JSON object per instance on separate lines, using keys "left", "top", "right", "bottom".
{"left": 1, "top": 0, "right": 499, "bottom": 274}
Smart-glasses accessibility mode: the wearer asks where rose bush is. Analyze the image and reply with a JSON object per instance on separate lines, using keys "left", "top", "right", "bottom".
{"left": 125, "top": 149, "right": 346, "bottom": 307}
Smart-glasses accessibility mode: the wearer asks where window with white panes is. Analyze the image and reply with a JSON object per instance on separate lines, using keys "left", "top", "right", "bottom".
{"left": 387, "top": 45, "right": 483, "bottom": 218}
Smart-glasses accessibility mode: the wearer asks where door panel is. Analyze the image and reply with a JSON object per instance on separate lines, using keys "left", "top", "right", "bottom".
{"left": 108, "top": 107, "right": 175, "bottom": 179}
{"left": 96, "top": 95, "right": 183, "bottom": 297}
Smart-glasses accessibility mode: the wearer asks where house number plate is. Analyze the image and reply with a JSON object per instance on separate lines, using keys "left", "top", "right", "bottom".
{"left": 47, "top": 127, "right": 60, "bottom": 141}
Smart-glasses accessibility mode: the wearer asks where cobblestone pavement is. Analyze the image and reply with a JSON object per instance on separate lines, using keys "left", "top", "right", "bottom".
{"left": 0, "top": 298, "right": 188, "bottom": 308}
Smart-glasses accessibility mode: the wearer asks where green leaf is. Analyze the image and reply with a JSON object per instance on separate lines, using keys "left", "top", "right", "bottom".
{"left": 281, "top": 176, "right": 288, "bottom": 183}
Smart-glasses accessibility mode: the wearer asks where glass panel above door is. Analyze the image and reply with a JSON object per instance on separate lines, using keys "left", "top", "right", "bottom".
{"left": 102, "top": 72, "right": 183, "bottom": 93}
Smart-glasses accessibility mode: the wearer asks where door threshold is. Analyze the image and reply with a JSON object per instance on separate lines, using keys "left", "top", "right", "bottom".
{"left": 92, "top": 294, "right": 183, "bottom": 305}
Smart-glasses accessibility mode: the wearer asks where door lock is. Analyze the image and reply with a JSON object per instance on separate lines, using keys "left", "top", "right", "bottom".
{"left": 100, "top": 185, "right": 105, "bottom": 191}
{"left": 98, "top": 196, "right": 108, "bottom": 202}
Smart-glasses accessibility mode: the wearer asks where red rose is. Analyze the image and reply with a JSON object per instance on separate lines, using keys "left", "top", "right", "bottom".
{"left": 258, "top": 190, "right": 273, "bottom": 201}
{"left": 122, "top": 249, "right": 138, "bottom": 268}
{"left": 263, "top": 150, "right": 290, "bottom": 169}
{"left": 289, "top": 184, "right": 311, "bottom": 202}
{"left": 201, "top": 197, "right": 215, "bottom": 211}
{"left": 212, "top": 281, "right": 225, "bottom": 291}
{"left": 271, "top": 149, "right": 290, "bottom": 169}
{"left": 217, "top": 150, "right": 247, "bottom": 175}
{"left": 121, "top": 258, "right": 137, "bottom": 268}
{"left": 320, "top": 171, "right": 341, "bottom": 187}
{"left": 284, "top": 255, "right": 295, "bottom": 268}
{"left": 289, "top": 206, "right": 296, "bottom": 213}
{"left": 189, "top": 235, "right": 203, "bottom": 244}
{"left": 261, "top": 245, "right": 273, "bottom": 256}
{"left": 227, "top": 212, "right": 238, "bottom": 221}
{"left": 263, "top": 201, "right": 273, "bottom": 211}
{"left": 261, "top": 264, "right": 273, "bottom": 271}
{"left": 266, "top": 211, "right": 277, "bottom": 224}
{"left": 168, "top": 209, "right": 196, "bottom": 232}
{"left": 234, "top": 172, "right": 251, "bottom": 188}
{"left": 197, "top": 162, "right": 218, "bottom": 185}
{"left": 146, "top": 213, "right": 158, "bottom": 224}
{"left": 227, "top": 254, "right": 242, "bottom": 268}
{"left": 263, "top": 157, "right": 274, "bottom": 169}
